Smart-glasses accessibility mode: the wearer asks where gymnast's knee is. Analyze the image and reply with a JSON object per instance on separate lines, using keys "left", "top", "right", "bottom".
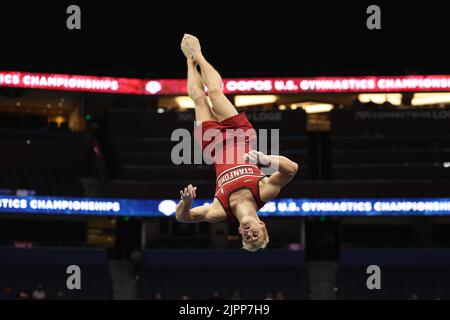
{"left": 206, "top": 86, "right": 224, "bottom": 98}
{"left": 188, "top": 88, "right": 207, "bottom": 102}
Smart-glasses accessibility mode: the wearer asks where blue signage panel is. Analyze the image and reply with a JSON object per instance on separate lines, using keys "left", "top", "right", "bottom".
{"left": 1, "top": 196, "right": 450, "bottom": 217}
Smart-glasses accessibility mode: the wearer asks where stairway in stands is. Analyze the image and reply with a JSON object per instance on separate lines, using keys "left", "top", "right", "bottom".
{"left": 109, "top": 260, "right": 138, "bottom": 300}
{"left": 308, "top": 261, "right": 339, "bottom": 300}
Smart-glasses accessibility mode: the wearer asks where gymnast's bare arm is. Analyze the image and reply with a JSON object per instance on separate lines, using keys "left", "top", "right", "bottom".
{"left": 176, "top": 184, "right": 226, "bottom": 223}
{"left": 245, "top": 150, "right": 299, "bottom": 203}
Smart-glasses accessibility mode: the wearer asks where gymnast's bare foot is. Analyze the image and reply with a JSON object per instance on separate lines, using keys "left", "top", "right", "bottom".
{"left": 181, "top": 33, "right": 202, "bottom": 61}
{"left": 180, "top": 34, "right": 192, "bottom": 59}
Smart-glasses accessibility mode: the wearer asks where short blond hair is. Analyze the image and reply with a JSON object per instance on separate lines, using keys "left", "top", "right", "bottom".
{"left": 242, "top": 226, "right": 269, "bottom": 251}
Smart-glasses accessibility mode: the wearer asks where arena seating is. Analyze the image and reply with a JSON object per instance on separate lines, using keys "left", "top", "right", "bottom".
{"left": 0, "top": 220, "right": 87, "bottom": 246}
{"left": 0, "top": 129, "right": 94, "bottom": 196}
{"left": 0, "top": 113, "right": 69, "bottom": 131}
{"left": 336, "top": 249, "right": 450, "bottom": 299}
{"left": 104, "top": 107, "right": 450, "bottom": 199}
{"left": 0, "top": 247, "right": 112, "bottom": 300}
{"left": 138, "top": 249, "right": 309, "bottom": 299}
{"left": 330, "top": 108, "right": 450, "bottom": 181}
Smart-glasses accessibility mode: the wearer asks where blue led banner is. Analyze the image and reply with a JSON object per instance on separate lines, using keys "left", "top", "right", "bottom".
{"left": 1, "top": 196, "right": 450, "bottom": 217}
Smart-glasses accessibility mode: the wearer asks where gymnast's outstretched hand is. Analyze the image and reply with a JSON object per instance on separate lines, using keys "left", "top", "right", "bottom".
{"left": 179, "top": 184, "right": 197, "bottom": 207}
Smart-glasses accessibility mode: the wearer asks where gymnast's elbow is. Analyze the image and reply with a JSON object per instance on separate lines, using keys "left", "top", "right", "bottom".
{"left": 287, "top": 161, "right": 299, "bottom": 176}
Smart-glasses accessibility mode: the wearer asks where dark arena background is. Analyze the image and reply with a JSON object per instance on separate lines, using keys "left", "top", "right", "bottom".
{"left": 0, "top": 1, "right": 449, "bottom": 308}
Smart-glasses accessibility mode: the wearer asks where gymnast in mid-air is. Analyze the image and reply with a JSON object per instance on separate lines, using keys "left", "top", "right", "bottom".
{"left": 176, "top": 34, "right": 298, "bottom": 251}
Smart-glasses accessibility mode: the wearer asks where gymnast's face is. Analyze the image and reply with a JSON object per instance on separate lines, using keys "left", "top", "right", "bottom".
{"left": 238, "top": 219, "right": 265, "bottom": 243}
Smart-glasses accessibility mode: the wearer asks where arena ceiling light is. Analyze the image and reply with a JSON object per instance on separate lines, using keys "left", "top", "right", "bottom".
{"left": 174, "top": 96, "right": 195, "bottom": 109}
{"left": 299, "top": 102, "right": 334, "bottom": 114}
{"left": 174, "top": 96, "right": 213, "bottom": 109}
{"left": 411, "top": 92, "right": 450, "bottom": 105}
{"left": 358, "top": 93, "right": 402, "bottom": 105}
{"left": 234, "top": 95, "right": 278, "bottom": 107}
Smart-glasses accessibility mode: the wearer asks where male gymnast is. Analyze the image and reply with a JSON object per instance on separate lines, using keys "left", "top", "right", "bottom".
{"left": 176, "top": 34, "right": 298, "bottom": 251}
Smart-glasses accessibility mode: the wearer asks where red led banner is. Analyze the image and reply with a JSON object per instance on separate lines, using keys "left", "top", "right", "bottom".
{"left": 0, "top": 71, "right": 449, "bottom": 95}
